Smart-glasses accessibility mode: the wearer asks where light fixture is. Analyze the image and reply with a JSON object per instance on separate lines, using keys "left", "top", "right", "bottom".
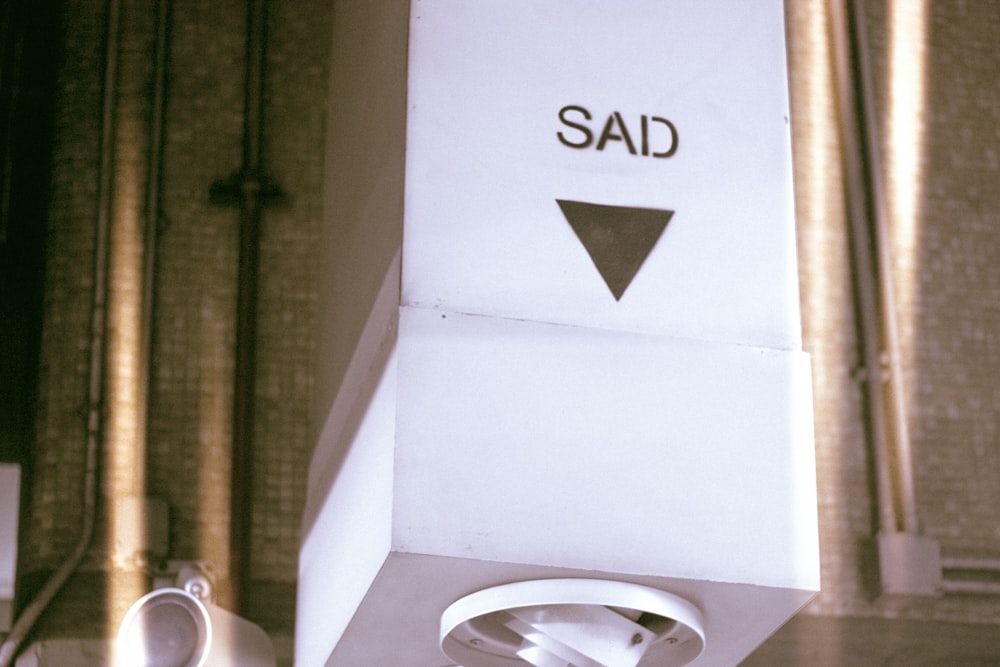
{"left": 117, "top": 587, "right": 275, "bottom": 667}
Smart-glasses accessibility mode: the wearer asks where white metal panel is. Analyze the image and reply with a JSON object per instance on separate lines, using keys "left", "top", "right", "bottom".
{"left": 297, "top": 349, "right": 398, "bottom": 667}
{"left": 320, "top": 553, "right": 815, "bottom": 667}
{"left": 403, "top": 0, "right": 799, "bottom": 349}
{"left": 300, "top": 1, "right": 817, "bottom": 664}
{"left": 392, "top": 306, "right": 818, "bottom": 591}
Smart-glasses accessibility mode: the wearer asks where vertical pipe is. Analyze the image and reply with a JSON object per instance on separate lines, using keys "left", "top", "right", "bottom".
{"left": 209, "top": 0, "right": 279, "bottom": 614}
{"left": 829, "top": 0, "right": 899, "bottom": 535}
{"left": 0, "top": 6, "right": 23, "bottom": 241}
{"left": 228, "top": 0, "right": 268, "bottom": 615}
{"left": 242, "top": 0, "right": 265, "bottom": 177}
{"left": 137, "top": 0, "right": 170, "bottom": 477}
{"left": 830, "top": 0, "right": 920, "bottom": 536}
{"left": 848, "top": 0, "right": 919, "bottom": 535}
{"left": 0, "top": 1, "right": 121, "bottom": 663}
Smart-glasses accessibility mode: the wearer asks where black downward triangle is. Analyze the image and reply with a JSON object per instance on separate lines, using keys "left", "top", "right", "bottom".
{"left": 557, "top": 199, "right": 674, "bottom": 300}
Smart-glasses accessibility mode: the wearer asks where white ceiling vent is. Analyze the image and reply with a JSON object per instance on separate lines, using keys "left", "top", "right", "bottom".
{"left": 439, "top": 579, "right": 705, "bottom": 667}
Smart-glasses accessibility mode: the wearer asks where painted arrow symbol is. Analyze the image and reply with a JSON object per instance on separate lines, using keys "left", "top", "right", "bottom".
{"left": 556, "top": 199, "right": 674, "bottom": 301}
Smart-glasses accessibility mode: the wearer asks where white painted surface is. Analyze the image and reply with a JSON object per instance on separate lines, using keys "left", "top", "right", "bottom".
{"left": 320, "top": 553, "right": 815, "bottom": 666}
{"left": 392, "top": 307, "right": 818, "bottom": 591}
{"left": 312, "top": 0, "right": 409, "bottom": 441}
{"left": 13, "top": 638, "right": 295, "bottom": 667}
{"left": 300, "top": 1, "right": 817, "bottom": 665}
{"left": 0, "top": 464, "right": 20, "bottom": 632}
{"left": 297, "top": 348, "right": 398, "bottom": 667}
{"left": 298, "top": 304, "right": 819, "bottom": 666}
{"left": 404, "top": 0, "right": 799, "bottom": 350}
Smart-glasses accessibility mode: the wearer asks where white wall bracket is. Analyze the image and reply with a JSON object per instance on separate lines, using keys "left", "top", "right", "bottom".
{"left": 878, "top": 532, "right": 942, "bottom": 596}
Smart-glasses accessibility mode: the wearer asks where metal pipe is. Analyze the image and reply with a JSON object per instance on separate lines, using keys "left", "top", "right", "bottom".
{"left": 941, "top": 553, "right": 1000, "bottom": 597}
{"left": 209, "top": 0, "right": 280, "bottom": 613}
{"left": 0, "top": 0, "right": 121, "bottom": 663}
{"left": 828, "top": 0, "right": 899, "bottom": 535}
{"left": 941, "top": 557, "right": 1000, "bottom": 573}
{"left": 848, "top": 0, "right": 920, "bottom": 535}
{"left": 940, "top": 580, "right": 1000, "bottom": 596}
{"left": 242, "top": 0, "right": 266, "bottom": 178}
{"left": 136, "top": 0, "right": 171, "bottom": 481}
{"left": 940, "top": 556, "right": 1000, "bottom": 595}
{"left": 229, "top": 0, "right": 265, "bottom": 616}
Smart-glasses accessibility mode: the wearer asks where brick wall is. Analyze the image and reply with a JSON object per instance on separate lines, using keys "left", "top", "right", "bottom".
{"left": 22, "top": 0, "right": 329, "bottom": 641}
{"left": 788, "top": 0, "right": 1000, "bottom": 623}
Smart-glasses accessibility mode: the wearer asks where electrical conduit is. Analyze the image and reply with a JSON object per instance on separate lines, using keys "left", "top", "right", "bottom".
{"left": 0, "top": 0, "right": 121, "bottom": 663}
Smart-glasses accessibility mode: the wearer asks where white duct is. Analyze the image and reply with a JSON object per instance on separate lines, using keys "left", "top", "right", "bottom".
{"left": 300, "top": 2, "right": 818, "bottom": 664}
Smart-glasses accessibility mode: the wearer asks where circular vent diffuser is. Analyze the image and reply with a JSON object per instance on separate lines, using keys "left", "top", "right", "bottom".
{"left": 440, "top": 579, "right": 705, "bottom": 667}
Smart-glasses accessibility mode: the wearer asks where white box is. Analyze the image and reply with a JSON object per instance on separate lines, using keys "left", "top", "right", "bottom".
{"left": 300, "top": 2, "right": 818, "bottom": 665}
